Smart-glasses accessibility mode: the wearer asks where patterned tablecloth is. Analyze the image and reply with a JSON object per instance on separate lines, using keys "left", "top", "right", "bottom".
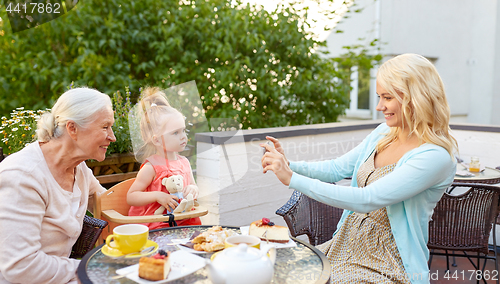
{"left": 77, "top": 225, "right": 330, "bottom": 284}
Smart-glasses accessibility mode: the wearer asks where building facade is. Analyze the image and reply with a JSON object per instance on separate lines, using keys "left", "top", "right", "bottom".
{"left": 325, "top": 0, "right": 500, "bottom": 125}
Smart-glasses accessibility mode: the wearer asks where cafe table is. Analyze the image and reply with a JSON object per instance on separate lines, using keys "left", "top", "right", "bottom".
{"left": 453, "top": 164, "right": 500, "bottom": 184}
{"left": 77, "top": 225, "right": 330, "bottom": 284}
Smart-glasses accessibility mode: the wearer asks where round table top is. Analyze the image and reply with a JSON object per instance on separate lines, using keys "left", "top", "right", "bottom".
{"left": 454, "top": 165, "right": 500, "bottom": 184}
{"left": 77, "top": 225, "right": 330, "bottom": 284}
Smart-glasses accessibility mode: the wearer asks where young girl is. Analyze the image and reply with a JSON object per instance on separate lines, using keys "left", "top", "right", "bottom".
{"left": 127, "top": 87, "right": 201, "bottom": 230}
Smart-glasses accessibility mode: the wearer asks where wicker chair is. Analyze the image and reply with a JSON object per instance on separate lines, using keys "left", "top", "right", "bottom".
{"left": 428, "top": 183, "right": 500, "bottom": 284}
{"left": 276, "top": 190, "right": 344, "bottom": 246}
{"left": 70, "top": 215, "right": 108, "bottom": 259}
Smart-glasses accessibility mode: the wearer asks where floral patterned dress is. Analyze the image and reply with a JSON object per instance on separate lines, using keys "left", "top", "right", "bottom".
{"left": 316, "top": 151, "right": 411, "bottom": 284}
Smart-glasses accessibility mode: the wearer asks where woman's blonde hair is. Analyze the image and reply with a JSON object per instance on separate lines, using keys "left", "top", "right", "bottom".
{"left": 375, "top": 53, "right": 458, "bottom": 157}
{"left": 134, "top": 87, "right": 182, "bottom": 162}
{"left": 36, "top": 87, "right": 112, "bottom": 142}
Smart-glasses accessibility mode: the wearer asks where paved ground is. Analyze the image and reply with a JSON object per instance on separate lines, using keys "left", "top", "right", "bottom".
{"left": 429, "top": 250, "right": 498, "bottom": 283}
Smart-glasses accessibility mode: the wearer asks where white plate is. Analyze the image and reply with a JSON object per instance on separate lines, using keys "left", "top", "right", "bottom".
{"left": 171, "top": 238, "right": 211, "bottom": 254}
{"left": 115, "top": 250, "right": 206, "bottom": 283}
{"left": 455, "top": 170, "right": 475, "bottom": 177}
{"left": 240, "top": 226, "right": 297, "bottom": 249}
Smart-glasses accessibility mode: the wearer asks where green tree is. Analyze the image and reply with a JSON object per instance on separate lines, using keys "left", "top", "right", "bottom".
{"left": 0, "top": 0, "right": 374, "bottom": 130}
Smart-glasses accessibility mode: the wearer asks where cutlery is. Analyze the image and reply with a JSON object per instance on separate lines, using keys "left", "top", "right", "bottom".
{"left": 263, "top": 231, "right": 269, "bottom": 244}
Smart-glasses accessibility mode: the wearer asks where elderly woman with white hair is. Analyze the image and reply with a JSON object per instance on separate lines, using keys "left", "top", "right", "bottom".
{"left": 0, "top": 88, "right": 115, "bottom": 284}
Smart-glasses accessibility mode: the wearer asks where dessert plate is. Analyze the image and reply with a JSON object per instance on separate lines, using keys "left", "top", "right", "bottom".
{"left": 171, "top": 238, "right": 213, "bottom": 254}
{"left": 102, "top": 240, "right": 159, "bottom": 259}
{"left": 239, "top": 226, "right": 296, "bottom": 249}
{"left": 115, "top": 250, "right": 206, "bottom": 283}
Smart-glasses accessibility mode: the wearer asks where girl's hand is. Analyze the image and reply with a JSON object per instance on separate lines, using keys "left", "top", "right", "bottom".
{"left": 183, "top": 184, "right": 199, "bottom": 199}
{"left": 261, "top": 146, "right": 293, "bottom": 186}
{"left": 156, "top": 192, "right": 180, "bottom": 212}
{"left": 263, "top": 136, "right": 289, "bottom": 166}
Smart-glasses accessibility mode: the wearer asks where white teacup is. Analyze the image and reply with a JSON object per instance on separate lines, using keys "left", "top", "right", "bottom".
{"left": 225, "top": 235, "right": 261, "bottom": 249}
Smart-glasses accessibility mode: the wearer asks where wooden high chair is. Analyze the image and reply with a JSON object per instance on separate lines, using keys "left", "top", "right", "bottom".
{"left": 94, "top": 178, "right": 208, "bottom": 244}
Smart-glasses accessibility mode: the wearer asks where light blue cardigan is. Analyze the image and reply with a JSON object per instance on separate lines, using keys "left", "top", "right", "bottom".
{"left": 289, "top": 123, "right": 456, "bottom": 284}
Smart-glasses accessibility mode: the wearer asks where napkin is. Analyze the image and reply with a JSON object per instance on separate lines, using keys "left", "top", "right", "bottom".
{"left": 177, "top": 230, "right": 201, "bottom": 249}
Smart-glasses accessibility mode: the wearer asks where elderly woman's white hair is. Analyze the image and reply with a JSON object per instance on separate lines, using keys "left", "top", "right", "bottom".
{"left": 36, "top": 87, "right": 112, "bottom": 142}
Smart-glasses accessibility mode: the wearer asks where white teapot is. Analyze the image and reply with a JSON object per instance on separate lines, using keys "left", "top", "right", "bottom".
{"left": 206, "top": 243, "right": 276, "bottom": 284}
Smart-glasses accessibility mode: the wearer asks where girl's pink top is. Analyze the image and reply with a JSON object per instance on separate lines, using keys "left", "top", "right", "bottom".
{"left": 128, "top": 154, "right": 201, "bottom": 229}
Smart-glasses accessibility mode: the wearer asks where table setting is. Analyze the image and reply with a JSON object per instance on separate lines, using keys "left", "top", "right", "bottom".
{"left": 77, "top": 221, "right": 329, "bottom": 284}
{"left": 454, "top": 156, "right": 500, "bottom": 184}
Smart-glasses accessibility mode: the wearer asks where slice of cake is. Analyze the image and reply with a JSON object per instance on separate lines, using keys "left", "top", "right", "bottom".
{"left": 249, "top": 218, "right": 290, "bottom": 243}
{"left": 138, "top": 250, "right": 171, "bottom": 281}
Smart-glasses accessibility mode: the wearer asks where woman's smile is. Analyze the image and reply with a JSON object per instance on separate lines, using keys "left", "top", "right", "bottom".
{"left": 376, "top": 82, "right": 402, "bottom": 128}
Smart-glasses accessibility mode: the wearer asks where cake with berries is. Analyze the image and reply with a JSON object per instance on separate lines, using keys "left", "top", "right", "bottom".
{"left": 138, "top": 250, "right": 171, "bottom": 281}
{"left": 249, "top": 218, "right": 290, "bottom": 243}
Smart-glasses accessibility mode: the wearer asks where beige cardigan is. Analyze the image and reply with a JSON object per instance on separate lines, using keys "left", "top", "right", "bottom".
{"left": 0, "top": 142, "right": 106, "bottom": 284}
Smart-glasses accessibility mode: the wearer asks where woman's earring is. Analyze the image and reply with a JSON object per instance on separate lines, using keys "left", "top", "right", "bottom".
{"left": 152, "top": 135, "right": 159, "bottom": 146}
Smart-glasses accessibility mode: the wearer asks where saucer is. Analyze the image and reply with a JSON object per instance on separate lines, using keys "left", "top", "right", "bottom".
{"left": 210, "top": 251, "right": 221, "bottom": 261}
{"left": 101, "top": 240, "right": 159, "bottom": 259}
{"left": 455, "top": 170, "right": 475, "bottom": 177}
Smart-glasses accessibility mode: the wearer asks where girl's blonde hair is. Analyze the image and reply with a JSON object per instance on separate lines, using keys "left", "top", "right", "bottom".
{"left": 135, "top": 87, "right": 182, "bottom": 162}
{"left": 36, "top": 87, "right": 112, "bottom": 142}
{"left": 375, "top": 53, "right": 458, "bottom": 157}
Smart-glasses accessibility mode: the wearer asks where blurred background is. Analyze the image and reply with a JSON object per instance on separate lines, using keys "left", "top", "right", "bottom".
{"left": 0, "top": 0, "right": 498, "bottom": 157}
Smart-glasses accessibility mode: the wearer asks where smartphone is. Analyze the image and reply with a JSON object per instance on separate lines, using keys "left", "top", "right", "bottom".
{"left": 262, "top": 141, "right": 272, "bottom": 155}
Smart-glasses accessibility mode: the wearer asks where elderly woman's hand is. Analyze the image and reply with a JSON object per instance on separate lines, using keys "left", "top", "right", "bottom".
{"left": 183, "top": 184, "right": 199, "bottom": 199}
{"left": 261, "top": 142, "right": 293, "bottom": 186}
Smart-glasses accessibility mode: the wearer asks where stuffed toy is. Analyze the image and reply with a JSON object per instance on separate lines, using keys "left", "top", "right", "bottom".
{"left": 154, "top": 175, "right": 195, "bottom": 215}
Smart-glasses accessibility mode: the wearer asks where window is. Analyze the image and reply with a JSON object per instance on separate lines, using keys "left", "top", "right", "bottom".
{"left": 344, "top": 65, "right": 376, "bottom": 119}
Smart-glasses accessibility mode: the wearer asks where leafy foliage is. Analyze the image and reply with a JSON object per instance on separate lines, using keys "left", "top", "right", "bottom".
{"left": 0, "top": 84, "right": 135, "bottom": 156}
{"left": 108, "top": 86, "right": 134, "bottom": 155}
{"left": 0, "top": 0, "right": 379, "bottom": 138}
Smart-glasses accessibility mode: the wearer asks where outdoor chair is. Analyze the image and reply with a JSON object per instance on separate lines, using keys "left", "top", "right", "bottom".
{"left": 70, "top": 215, "right": 108, "bottom": 259}
{"left": 94, "top": 178, "right": 208, "bottom": 244}
{"left": 428, "top": 182, "right": 500, "bottom": 284}
{"left": 276, "top": 190, "right": 344, "bottom": 246}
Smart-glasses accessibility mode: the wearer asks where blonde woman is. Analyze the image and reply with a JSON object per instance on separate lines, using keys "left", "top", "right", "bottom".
{"left": 0, "top": 88, "right": 115, "bottom": 283}
{"left": 262, "top": 54, "right": 457, "bottom": 284}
